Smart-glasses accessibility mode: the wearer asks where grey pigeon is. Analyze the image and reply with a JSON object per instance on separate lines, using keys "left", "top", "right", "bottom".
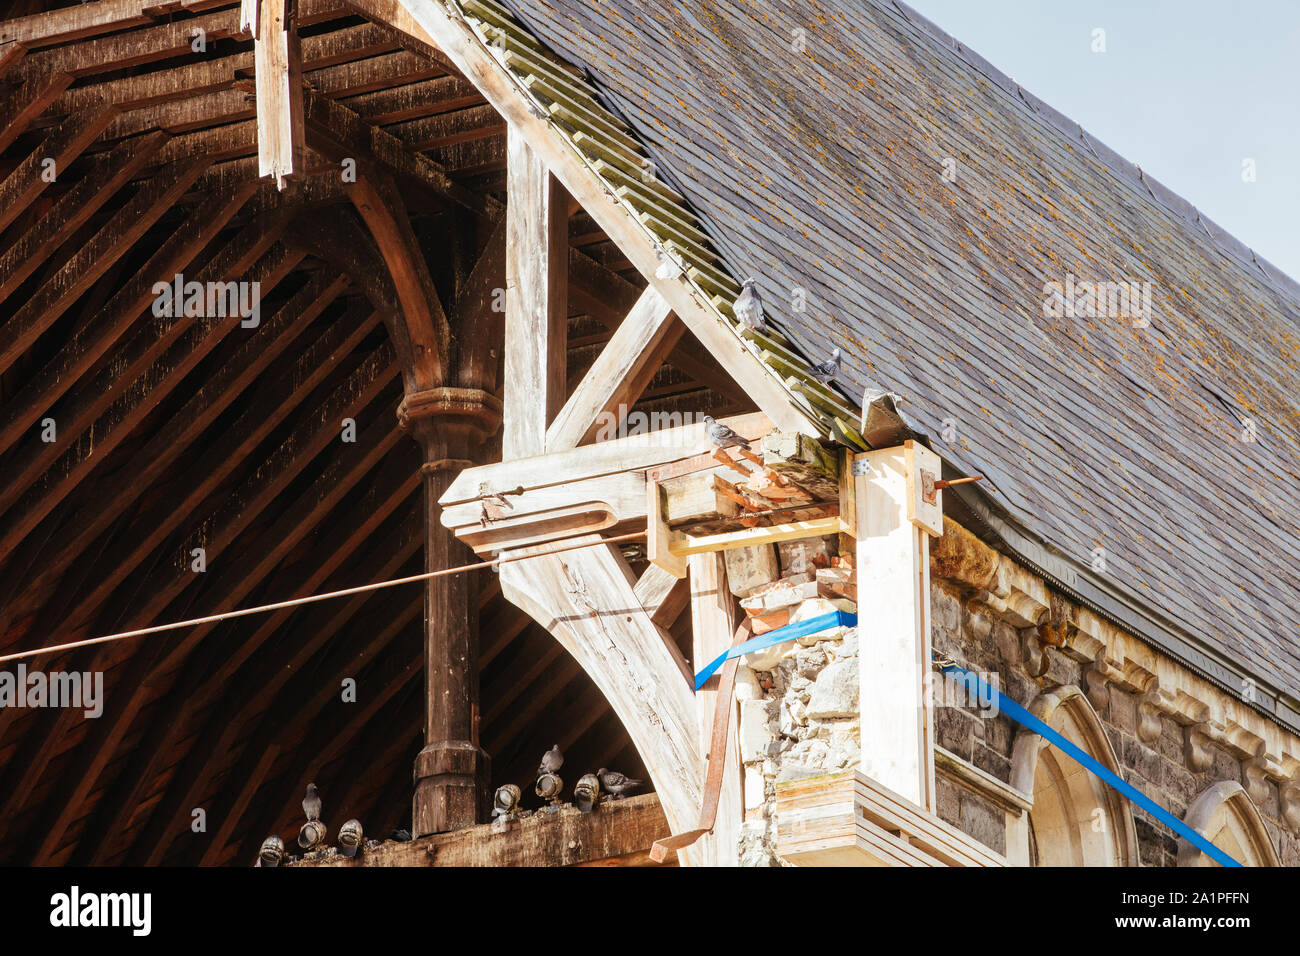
{"left": 302, "top": 782, "right": 322, "bottom": 822}
{"left": 391, "top": 828, "right": 412, "bottom": 842}
{"left": 537, "top": 744, "right": 563, "bottom": 777}
{"left": 733, "top": 278, "right": 766, "bottom": 332}
{"left": 574, "top": 773, "right": 601, "bottom": 813}
{"left": 807, "top": 347, "right": 841, "bottom": 384}
{"left": 702, "top": 415, "right": 750, "bottom": 450}
{"left": 596, "top": 768, "right": 643, "bottom": 798}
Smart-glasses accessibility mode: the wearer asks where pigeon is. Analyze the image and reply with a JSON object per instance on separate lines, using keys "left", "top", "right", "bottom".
{"left": 574, "top": 773, "right": 601, "bottom": 813}
{"left": 807, "top": 347, "right": 841, "bottom": 385}
{"left": 702, "top": 415, "right": 750, "bottom": 450}
{"left": 338, "top": 819, "right": 364, "bottom": 858}
{"left": 492, "top": 784, "right": 521, "bottom": 820}
{"left": 596, "top": 768, "right": 643, "bottom": 798}
{"left": 537, "top": 744, "right": 563, "bottom": 777}
{"left": 391, "top": 828, "right": 412, "bottom": 842}
{"left": 733, "top": 278, "right": 766, "bottom": 332}
{"left": 302, "top": 782, "right": 322, "bottom": 822}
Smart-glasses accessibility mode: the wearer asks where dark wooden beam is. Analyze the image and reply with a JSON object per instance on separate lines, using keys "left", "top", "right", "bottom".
{"left": 0, "top": 131, "right": 169, "bottom": 307}
{"left": 289, "top": 793, "right": 670, "bottom": 867}
{"left": 0, "top": 101, "right": 119, "bottom": 234}
{"left": 0, "top": 154, "right": 210, "bottom": 380}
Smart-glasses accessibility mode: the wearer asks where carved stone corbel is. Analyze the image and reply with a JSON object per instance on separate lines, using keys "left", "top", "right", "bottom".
{"left": 1136, "top": 686, "right": 1164, "bottom": 746}
{"left": 1281, "top": 779, "right": 1300, "bottom": 832}
{"left": 1185, "top": 724, "right": 1213, "bottom": 773}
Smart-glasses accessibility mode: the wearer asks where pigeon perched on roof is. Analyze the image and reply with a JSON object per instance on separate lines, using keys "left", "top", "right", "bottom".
{"left": 391, "top": 828, "right": 412, "bottom": 842}
{"left": 302, "top": 783, "right": 322, "bottom": 823}
{"left": 596, "top": 768, "right": 643, "bottom": 798}
{"left": 733, "top": 278, "right": 767, "bottom": 331}
{"left": 702, "top": 415, "right": 750, "bottom": 450}
{"left": 807, "top": 347, "right": 842, "bottom": 385}
{"left": 537, "top": 744, "right": 563, "bottom": 777}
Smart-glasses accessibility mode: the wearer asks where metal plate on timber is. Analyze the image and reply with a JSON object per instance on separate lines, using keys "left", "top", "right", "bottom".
{"left": 904, "top": 439, "right": 943, "bottom": 537}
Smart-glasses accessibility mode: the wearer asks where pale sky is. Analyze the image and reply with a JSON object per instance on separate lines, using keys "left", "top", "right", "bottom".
{"left": 904, "top": 0, "right": 1300, "bottom": 280}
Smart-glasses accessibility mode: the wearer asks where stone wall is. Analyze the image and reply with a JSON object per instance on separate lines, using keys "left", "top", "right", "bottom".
{"left": 727, "top": 537, "right": 858, "bottom": 867}
{"left": 930, "top": 577, "right": 1299, "bottom": 867}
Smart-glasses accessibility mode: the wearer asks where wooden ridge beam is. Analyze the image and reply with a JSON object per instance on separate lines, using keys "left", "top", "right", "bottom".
{"left": 0, "top": 0, "right": 238, "bottom": 49}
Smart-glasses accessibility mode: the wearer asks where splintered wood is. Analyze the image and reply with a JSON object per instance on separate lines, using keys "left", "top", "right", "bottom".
{"left": 644, "top": 429, "right": 844, "bottom": 571}
{"left": 245, "top": 0, "right": 305, "bottom": 189}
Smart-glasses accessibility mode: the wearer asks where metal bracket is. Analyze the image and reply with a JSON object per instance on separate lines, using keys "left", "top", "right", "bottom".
{"left": 850, "top": 459, "right": 872, "bottom": 477}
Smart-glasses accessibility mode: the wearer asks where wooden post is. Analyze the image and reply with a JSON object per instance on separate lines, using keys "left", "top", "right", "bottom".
{"left": 853, "top": 446, "right": 936, "bottom": 810}
{"left": 688, "top": 552, "right": 742, "bottom": 865}
{"left": 245, "top": 0, "right": 305, "bottom": 190}
{"left": 400, "top": 388, "right": 502, "bottom": 836}
{"left": 503, "top": 124, "right": 567, "bottom": 459}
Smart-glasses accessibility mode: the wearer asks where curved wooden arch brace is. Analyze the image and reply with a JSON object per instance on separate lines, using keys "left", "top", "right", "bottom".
{"left": 1178, "top": 781, "right": 1280, "bottom": 867}
{"left": 498, "top": 534, "right": 707, "bottom": 861}
{"left": 1009, "top": 684, "right": 1139, "bottom": 867}
{"left": 346, "top": 171, "right": 448, "bottom": 390}
{"left": 302, "top": 97, "right": 451, "bottom": 391}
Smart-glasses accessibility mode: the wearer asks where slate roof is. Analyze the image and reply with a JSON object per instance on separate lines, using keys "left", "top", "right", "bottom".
{"left": 502, "top": 0, "right": 1300, "bottom": 709}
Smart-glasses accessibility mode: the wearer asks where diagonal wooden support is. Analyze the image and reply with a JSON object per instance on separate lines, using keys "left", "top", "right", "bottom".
{"left": 546, "top": 285, "right": 678, "bottom": 451}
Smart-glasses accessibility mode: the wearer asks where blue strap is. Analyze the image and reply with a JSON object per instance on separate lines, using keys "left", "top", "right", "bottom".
{"left": 693, "top": 611, "right": 856, "bottom": 690}
{"left": 938, "top": 663, "right": 1241, "bottom": 867}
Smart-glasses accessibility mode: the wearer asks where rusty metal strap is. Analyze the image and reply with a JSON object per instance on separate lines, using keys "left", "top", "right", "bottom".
{"left": 649, "top": 619, "right": 753, "bottom": 863}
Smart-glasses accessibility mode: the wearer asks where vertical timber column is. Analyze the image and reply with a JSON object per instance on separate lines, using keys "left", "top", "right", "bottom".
{"left": 401, "top": 389, "right": 502, "bottom": 836}
{"left": 854, "top": 444, "right": 936, "bottom": 810}
{"left": 688, "top": 552, "right": 742, "bottom": 865}
{"left": 503, "top": 124, "right": 567, "bottom": 459}
{"left": 245, "top": 0, "right": 305, "bottom": 189}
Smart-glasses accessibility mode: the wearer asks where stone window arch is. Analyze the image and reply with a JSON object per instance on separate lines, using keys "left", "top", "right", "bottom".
{"left": 1010, "top": 686, "right": 1138, "bottom": 866}
{"left": 1178, "top": 781, "right": 1280, "bottom": 866}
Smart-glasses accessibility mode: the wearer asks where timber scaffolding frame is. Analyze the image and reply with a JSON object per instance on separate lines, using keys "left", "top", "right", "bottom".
{"left": 0, "top": 0, "right": 978, "bottom": 867}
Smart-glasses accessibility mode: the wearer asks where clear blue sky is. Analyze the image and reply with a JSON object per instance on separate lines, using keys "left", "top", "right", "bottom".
{"left": 904, "top": 0, "right": 1300, "bottom": 279}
